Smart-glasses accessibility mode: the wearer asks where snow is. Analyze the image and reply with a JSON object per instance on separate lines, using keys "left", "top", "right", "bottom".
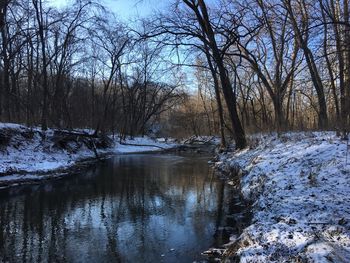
{"left": 114, "top": 137, "right": 175, "bottom": 153}
{"left": 0, "top": 123, "right": 177, "bottom": 186}
{"left": 216, "top": 132, "right": 350, "bottom": 262}
{"left": 0, "top": 122, "right": 24, "bottom": 129}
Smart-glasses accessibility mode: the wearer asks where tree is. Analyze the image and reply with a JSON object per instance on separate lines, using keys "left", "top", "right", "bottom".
{"left": 229, "top": 0, "right": 300, "bottom": 132}
{"left": 32, "top": 0, "right": 49, "bottom": 130}
{"left": 283, "top": 0, "right": 328, "bottom": 129}
{"left": 142, "top": 0, "right": 246, "bottom": 148}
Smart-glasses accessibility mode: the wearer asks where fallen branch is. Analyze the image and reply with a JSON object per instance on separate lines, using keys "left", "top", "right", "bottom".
{"left": 83, "top": 138, "right": 100, "bottom": 160}
{"left": 53, "top": 130, "right": 97, "bottom": 138}
{"left": 119, "top": 142, "right": 166, "bottom": 150}
{"left": 183, "top": 136, "right": 216, "bottom": 145}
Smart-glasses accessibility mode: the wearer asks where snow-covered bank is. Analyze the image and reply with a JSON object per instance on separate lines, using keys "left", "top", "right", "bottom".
{"left": 0, "top": 123, "right": 177, "bottom": 187}
{"left": 215, "top": 132, "right": 350, "bottom": 262}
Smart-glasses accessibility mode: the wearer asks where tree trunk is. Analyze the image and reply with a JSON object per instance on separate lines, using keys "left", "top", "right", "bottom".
{"left": 193, "top": 0, "right": 246, "bottom": 149}
{"left": 285, "top": 0, "right": 328, "bottom": 128}
{"left": 272, "top": 94, "right": 285, "bottom": 134}
{"left": 205, "top": 50, "right": 226, "bottom": 148}
{"left": 344, "top": 0, "right": 350, "bottom": 130}
{"left": 33, "top": 0, "right": 48, "bottom": 130}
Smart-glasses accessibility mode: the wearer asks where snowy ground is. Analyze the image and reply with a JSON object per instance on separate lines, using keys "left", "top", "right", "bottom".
{"left": 0, "top": 123, "right": 177, "bottom": 187}
{"left": 215, "top": 132, "right": 350, "bottom": 262}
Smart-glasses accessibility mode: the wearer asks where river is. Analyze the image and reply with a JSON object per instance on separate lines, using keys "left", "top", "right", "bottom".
{"left": 0, "top": 153, "right": 233, "bottom": 263}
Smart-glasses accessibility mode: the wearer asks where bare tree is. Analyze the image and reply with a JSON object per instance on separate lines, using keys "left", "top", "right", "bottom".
{"left": 283, "top": 0, "right": 328, "bottom": 128}
{"left": 229, "top": 0, "right": 300, "bottom": 132}
{"left": 32, "top": 0, "right": 49, "bottom": 130}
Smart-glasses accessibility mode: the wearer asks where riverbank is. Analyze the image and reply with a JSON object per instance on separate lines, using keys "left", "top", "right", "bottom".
{"left": 215, "top": 132, "right": 350, "bottom": 262}
{"left": 0, "top": 123, "right": 177, "bottom": 188}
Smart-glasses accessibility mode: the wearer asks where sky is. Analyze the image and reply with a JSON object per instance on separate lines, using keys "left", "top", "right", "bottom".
{"left": 49, "top": 0, "right": 167, "bottom": 20}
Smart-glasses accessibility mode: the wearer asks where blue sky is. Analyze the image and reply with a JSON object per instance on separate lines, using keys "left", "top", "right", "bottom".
{"left": 50, "top": 0, "right": 167, "bottom": 20}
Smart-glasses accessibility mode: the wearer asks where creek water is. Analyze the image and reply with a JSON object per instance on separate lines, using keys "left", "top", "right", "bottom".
{"left": 0, "top": 153, "right": 234, "bottom": 263}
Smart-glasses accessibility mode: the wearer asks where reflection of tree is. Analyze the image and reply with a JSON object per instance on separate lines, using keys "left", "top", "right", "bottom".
{"left": 100, "top": 196, "right": 122, "bottom": 263}
{"left": 215, "top": 182, "right": 225, "bottom": 230}
{"left": 0, "top": 155, "right": 223, "bottom": 262}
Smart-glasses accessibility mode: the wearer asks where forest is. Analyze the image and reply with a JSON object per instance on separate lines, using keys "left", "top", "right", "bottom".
{"left": 1, "top": 0, "right": 350, "bottom": 262}
{"left": 1, "top": 0, "right": 349, "bottom": 147}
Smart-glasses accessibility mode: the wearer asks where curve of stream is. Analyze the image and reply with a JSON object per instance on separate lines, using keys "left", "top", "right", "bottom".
{"left": 0, "top": 153, "right": 237, "bottom": 263}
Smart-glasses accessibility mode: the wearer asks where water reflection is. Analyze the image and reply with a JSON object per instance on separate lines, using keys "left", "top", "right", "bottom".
{"left": 0, "top": 154, "right": 228, "bottom": 263}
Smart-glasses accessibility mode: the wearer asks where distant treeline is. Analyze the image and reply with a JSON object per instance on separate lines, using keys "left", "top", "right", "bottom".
{"left": 0, "top": 0, "right": 181, "bottom": 137}
{"left": 0, "top": 0, "right": 349, "bottom": 147}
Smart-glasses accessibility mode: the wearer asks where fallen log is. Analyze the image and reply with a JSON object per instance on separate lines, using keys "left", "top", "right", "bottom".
{"left": 119, "top": 142, "right": 166, "bottom": 150}
{"left": 52, "top": 130, "right": 113, "bottom": 159}
{"left": 53, "top": 130, "right": 97, "bottom": 138}
{"left": 183, "top": 136, "right": 216, "bottom": 145}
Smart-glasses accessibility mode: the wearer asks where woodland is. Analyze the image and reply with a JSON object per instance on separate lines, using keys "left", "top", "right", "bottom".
{"left": 0, "top": 0, "right": 349, "bottom": 146}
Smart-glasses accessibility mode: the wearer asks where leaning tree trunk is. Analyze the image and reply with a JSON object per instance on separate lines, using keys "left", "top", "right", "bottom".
{"left": 285, "top": 0, "right": 328, "bottom": 129}
{"left": 303, "top": 48, "right": 328, "bottom": 129}
{"left": 195, "top": 0, "right": 246, "bottom": 149}
{"left": 204, "top": 47, "right": 226, "bottom": 148}
{"left": 215, "top": 59, "right": 246, "bottom": 149}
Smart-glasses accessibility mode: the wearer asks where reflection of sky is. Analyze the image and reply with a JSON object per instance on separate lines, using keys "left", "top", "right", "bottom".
{"left": 0, "top": 155, "right": 222, "bottom": 263}
{"left": 60, "top": 186, "right": 218, "bottom": 262}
